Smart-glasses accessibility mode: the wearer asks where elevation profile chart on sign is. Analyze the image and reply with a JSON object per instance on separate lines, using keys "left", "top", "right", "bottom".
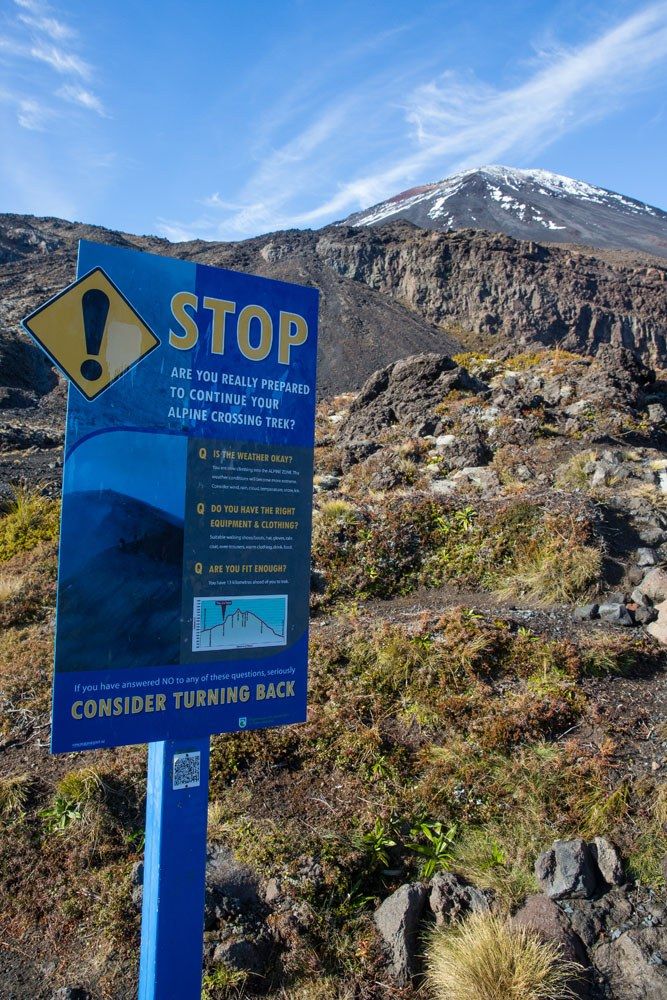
{"left": 192, "top": 596, "right": 288, "bottom": 652}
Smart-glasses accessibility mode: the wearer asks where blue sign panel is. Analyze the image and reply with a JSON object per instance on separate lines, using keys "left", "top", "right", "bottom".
{"left": 30, "top": 241, "right": 318, "bottom": 753}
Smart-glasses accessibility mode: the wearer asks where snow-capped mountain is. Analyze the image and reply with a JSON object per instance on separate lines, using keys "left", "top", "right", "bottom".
{"left": 343, "top": 166, "right": 667, "bottom": 257}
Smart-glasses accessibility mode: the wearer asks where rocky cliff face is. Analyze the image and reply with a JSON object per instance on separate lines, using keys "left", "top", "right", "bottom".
{"left": 0, "top": 214, "right": 458, "bottom": 405}
{"left": 315, "top": 224, "right": 667, "bottom": 365}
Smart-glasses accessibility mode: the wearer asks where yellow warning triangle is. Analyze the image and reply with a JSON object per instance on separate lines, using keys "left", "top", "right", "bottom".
{"left": 22, "top": 267, "right": 160, "bottom": 401}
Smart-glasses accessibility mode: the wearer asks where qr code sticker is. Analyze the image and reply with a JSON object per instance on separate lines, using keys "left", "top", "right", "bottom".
{"left": 172, "top": 751, "right": 201, "bottom": 790}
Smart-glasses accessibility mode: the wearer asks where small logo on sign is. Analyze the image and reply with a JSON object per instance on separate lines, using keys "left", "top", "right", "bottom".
{"left": 238, "top": 717, "right": 247, "bottom": 729}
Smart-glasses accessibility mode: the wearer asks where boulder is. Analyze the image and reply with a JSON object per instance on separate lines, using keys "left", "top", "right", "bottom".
{"left": 633, "top": 604, "right": 659, "bottom": 626}
{"left": 314, "top": 473, "right": 340, "bottom": 492}
{"left": 430, "top": 478, "right": 459, "bottom": 496}
{"left": 593, "top": 926, "right": 667, "bottom": 999}
{"left": 340, "top": 439, "right": 380, "bottom": 471}
{"left": 648, "top": 403, "right": 667, "bottom": 424}
{"left": 264, "top": 877, "right": 281, "bottom": 904}
{"left": 212, "top": 937, "right": 269, "bottom": 976}
{"left": 535, "top": 839, "right": 599, "bottom": 900}
{"left": 374, "top": 882, "right": 428, "bottom": 983}
{"left": 590, "top": 837, "right": 624, "bottom": 887}
{"left": 574, "top": 604, "right": 600, "bottom": 622}
{"left": 636, "top": 547, "right": 658, "bottom": 567}
{"left": 646, "top": 606, "right": 667, "bottom": 645}
{"left": 638, "top": 526, "right": 666, "bottom": 546}
{"left": 454, "top": 466, "right": 500, "bottom": 492}
{"left": 429, "top": 872, "right": 489, "bottom": 926}
{"left": 638, "top": 567, "right": 667, "bottom": 605}
{"left": 597, "top": 603, "right": 634, "bottom": 627}
{"left": 512, "top": 895, "right": 590, "bottom": 996}
{"left": 339, "top": 354, "right": 488, "bottom": 458}
{"left": 434, "top": 434, "right": 457, "bottom": 450}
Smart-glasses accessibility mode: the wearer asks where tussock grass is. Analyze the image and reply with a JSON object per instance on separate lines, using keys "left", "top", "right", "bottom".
{"left": 0, "top": 773, "right": 33, "bottom": 820}
{"left": 40, "top": 767, "right": 105, "bottom": 834}
{"left": 0, "top": 489, "right": 60, "bottom": 562}
{"left": 426, "top": 911, "right": 579, "bottom": 1000}
{"left": 201, "top": 965, "right": 248, "bottom": 998}
{"left": 494, "top": 533, "right": 602, "bottom": 606}
{"left": 577, "top": 782, "right": 630, "bottom": 840}
{"left": 422, "top": 502, "right": 602, "bottom": 606}
{"left": 314, "top": 498, "right": 359, "bottom": 525}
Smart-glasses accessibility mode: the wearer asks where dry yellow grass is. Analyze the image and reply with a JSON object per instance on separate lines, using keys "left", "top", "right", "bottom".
{"left": 0, "top": 571, "right": 22, "bottom": 602}
{"left": 426, "top": 912, "right": 579, "bottom": 1000}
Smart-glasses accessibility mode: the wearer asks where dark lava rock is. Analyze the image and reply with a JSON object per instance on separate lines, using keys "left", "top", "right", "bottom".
{"left": 374, "top": 882, "right": 428, "bottom": 983}
{"left": 429, "top": 871, "right": 489, "bottom": 926}
{"left": 513, "top": 894, "right": 589, "bottom": 965}
{"left": 339, "top": 354, "right": 488, "bottom": 462}
{"left": 212, "top": 937, "right": 270, "bottom": 977}
{"left": 598, "top": 603, "right": 635, "bottom": 627}
{"left": 590, "top": 838, "right": 625, "bottom": 888}
{"left": 512, "top": 895, "right": 591, "bottom": 997}
{"left": 535, "top": 839, "right": 600, "bottom": 900}
{"left": 574, "top": 603, "right": 600, "bottom": 621}
{"left": 593, "top": 926, "right": 667, "bottom": 999}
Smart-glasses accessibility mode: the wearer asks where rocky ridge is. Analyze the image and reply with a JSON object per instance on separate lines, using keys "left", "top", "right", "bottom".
{"left": 0, "top": 212, "right": 666, "bottom": 446}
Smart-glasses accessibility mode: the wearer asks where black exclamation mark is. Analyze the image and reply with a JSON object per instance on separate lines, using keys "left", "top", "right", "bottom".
{"left": 80, "top": 288, "right": 110, "bottom": 381}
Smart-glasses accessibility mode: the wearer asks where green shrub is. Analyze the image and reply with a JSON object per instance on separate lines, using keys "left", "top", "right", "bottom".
{"left": 40, "top": 767, "right": 104, "bottom": 832}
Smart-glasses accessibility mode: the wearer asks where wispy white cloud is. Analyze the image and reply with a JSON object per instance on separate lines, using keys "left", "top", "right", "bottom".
{"left": 199, "top": 193, "right": 241, "bottom": 210}
{"left": 57, "top": 83, "right": 107, "bottom": 116}
{"left": 0, "top": 0, "right": 112, "bottom": 216}
{"left": 30, "top": 42, "right": 90, "bottom": 77}
{"left": 0, "top": 0, "right": 104, "bottom": 129}
{"left": 156, "top": 217, "right": 217, "bottom": 243}
{"left": 17, "top": 12, "right": 74, "bottom": 41}
{"left": 179, "top": 99, "right": 356, "bottom": 239}
{"left": 16, "top": 96, "right": 50, "bottom": 130}
{"left": 164, "top": 1, "right": 667, "bottom": 240}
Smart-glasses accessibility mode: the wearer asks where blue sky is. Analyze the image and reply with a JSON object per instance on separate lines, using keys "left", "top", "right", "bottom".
{"left": 1, "top": 0, "right": 666, "bottom": 240}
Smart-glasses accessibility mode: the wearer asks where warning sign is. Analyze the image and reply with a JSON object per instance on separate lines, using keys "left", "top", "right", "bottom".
{"left": 22, "top": 267, "right": 159, "bottom": 400}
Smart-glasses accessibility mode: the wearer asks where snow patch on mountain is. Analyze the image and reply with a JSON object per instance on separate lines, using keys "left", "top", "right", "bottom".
{"left": 342, "top": 166, "right": 667, "bottom": 258}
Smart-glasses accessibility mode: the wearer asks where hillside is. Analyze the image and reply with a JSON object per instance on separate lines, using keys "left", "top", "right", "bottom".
{"left": 1, "top": 203, "right": 667, "bottom": 998}
{"left": 343, "top": 166, "right": 667, "bottom": 258}
{"left": 2, "top": 340, "right": 667, "bottom": 998}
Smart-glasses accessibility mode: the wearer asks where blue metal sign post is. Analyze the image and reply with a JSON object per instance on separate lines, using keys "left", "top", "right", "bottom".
{"left": 139, "top": 738, "right": 210, "bottom": 999}
{"left": 22, "top": 240, "right": 319, "bottom": 998}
